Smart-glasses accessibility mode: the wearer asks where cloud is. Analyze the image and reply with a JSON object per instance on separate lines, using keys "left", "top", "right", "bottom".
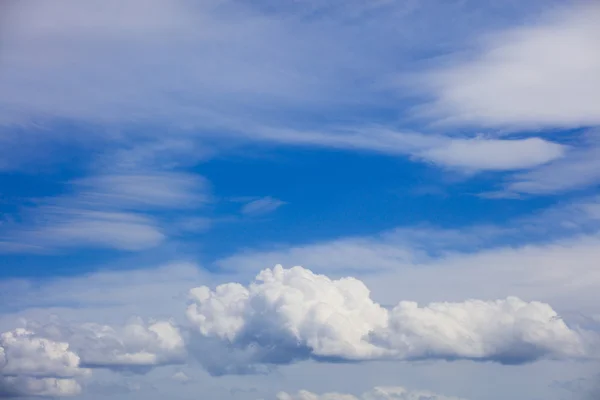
{"left": 0, "top": 252, "right": 597, "bottom": 394}
{"left": 0, "top": 0, "right": 568, "bottom": 178}
{"left": 217, "top": 195, "right": 600, "bottom": 275}
{"left": 0, "top": 329, "right": 88, "bottom": 378}
{"left": 70, "top": 172, "right": 211, "bottom": 210}
{"left": 186, "top": 265, "right": 592, "bottom": 373}
{"left": 30, "top": 319, "right": 186, "bottom": 373}
{"left": 0, "top": 171, "right": 210, "bottom": 253}
{"left": 0, "top": 376, "right": 82, "bottom": 398}
{"left": 216, "top": 236, "right": 417, "bottom": 275}
{"left": 253, "top": 127, "right": 565, "bottom": 172}
{"left": 0, "top": 262, "right": 209, "bottom": 321}
{"left": 0, "top": 318, "right": 185, "bottom": 397}
{"left": 418, "top": 137, "right": 565, "bottom": 171}
{"left": 0, "top": 0, "right": 557, "bottom": 129}
{"left": 241, "top": 197, "right": 286, "bottom": 216}
{"left": 0, "top": 328, "right": 89, "bottom": 397}
{"left": 276, "top": 386, "right": 465, "bottom": 400}
{"left": 22, "top": 210, "right": 165, "bottom": 251}
{"left": 0, "top": 0, "right": 381, "bottom": 127}
{"left": 498, "top": 133, "right": 600, "bottom": 196}
{"left": 420, "top": 2, "right": 600, "bottom": 129}
{"left": 212, "top": 199, "right": 600, "bottom": 322}
{"left": 171, "top": 371, "right": 190, "bottom": 384}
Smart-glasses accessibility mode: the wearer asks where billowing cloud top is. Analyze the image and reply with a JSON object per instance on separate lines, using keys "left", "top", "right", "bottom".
{"left": 187, "top": 265, "right": 589, "bottom": 373}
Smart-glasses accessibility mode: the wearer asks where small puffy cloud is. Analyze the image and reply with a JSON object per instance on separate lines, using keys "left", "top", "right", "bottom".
{"left": 171, "top": 371, "right": 190, "bottom": 383}
{"left": 276, "top": 386, "right": 465, "bottom": 400}
{"left": 187, "top": 265, "right": 591, "bottom": 373}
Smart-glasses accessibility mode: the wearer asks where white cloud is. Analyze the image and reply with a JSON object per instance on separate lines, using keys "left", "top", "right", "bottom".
{"left": 0, "top": 0, "right": 379, "bottom": 127}
{"left": 0, "top": 376, "right": 82, "bottom": 398}
{"left": 217, "top": 196, "right": 600, "bottom": 276}
{"left": 241, "top": 197, "right": 287, "bottom": 216}
{"left": 418, "top": 137, "right": 565, "bottom": 171}
{"left": 0, "top": 171, "right": 211, "bottom": 253}
{"left": 0, "top": 0, "right": 569, "bottom": 179}
{"left": 0, "top": 328, "right": 88, "bottom": 378}
{"left": 216, "top": 226, "right": 600, "bottom": 331}
{"left": 253, "top": 127, "right": 565, "bottom": 172}
{"left": 276, "top": 386, "right": 465, "bottom": 400}
{"left": 171, "top": 371, "right": 190, "bottom": 383}
{"left": 71, "top": 172, "right": 211, "bottom": 210}
{"left": 31, "top": 319, "right": 186, "bottom": 372}
{"left": 0, "top": 230, "right": 596, "bottom": 399}
{"left": 0, "top": 328, "right": 89, "bottom": 398}
{"left": 216, "top": 236, "right": 417, "bottom": 275}
{"left": 500, "top": 135, "right": 600, "bottom": 195}
{"left": 0, "top": 318, "right": 186, "bottom": 396}
{"left": 187, "top": 265, "right": 592, "bottom": 373}
{"left": 420, "top": 3, "right": 600, "bottom": 129}
{"left": 0, "top": 262, "right": 210, "bottom": 324}
{"left": 23, "top": 210, "right": 165, "bottom": 251}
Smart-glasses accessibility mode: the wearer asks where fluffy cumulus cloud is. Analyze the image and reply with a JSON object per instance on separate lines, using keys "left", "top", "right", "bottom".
{"left": 1, "top": 264, "right": 597, "bottom": 396}
{"left": 276, "top": 386, "right": 465, "bottom": 400}
{"left": 0, "top": 319, "right": 185, "bottom": 397}
{"left": 0, "top": 328, "right": 88, "bottom": 397}
{"left": 187, "top": 265, "right": 591, "bottom": 373}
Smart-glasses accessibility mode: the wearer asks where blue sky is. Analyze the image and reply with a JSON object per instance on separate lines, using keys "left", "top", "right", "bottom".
{"left": 0, "top": 1, "right": 600, "bottom": 399}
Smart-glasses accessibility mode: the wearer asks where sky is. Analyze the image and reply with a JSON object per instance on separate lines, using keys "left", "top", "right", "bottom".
{"left": 0, "top": 0, "right": 599, "bottom": 399}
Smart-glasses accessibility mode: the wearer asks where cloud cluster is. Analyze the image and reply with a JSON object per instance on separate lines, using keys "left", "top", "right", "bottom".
{"left": 1, "top": 262, "right": 598, "bottom": 397}
{"left": 276, "top": 386, "right": 465, "bottom": 400}
{"left": 0, "top": 319, "right": 184, "bottom": 397}
{"left": 0, "top": 328, "right": 88, "bottom": 397}
{"left": 187, "top": 265, "right": 589, "bottom": 373}
{"left": 34, "top": 319, "right": 186, "bottom": 372}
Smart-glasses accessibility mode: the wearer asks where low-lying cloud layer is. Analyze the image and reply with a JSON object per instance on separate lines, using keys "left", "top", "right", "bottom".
{"left": 1, "top": 265, "right": 598, "bottom": 397}
{"left": 0, "top": 320, "right": 184, "bottom": 397}
{"left": 276, "top": 386, "right": 465, "bottom": 400}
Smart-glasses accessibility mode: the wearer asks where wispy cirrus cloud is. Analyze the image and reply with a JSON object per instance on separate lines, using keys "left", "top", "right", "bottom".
{"left": 0, "top": 172, "right": 210, "bottom": 253}
{"left": 251, "top": 127, "right": 566, "bottom": 172}
{"left": 0, "top": 0, "right": 567, "bottom": 178}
